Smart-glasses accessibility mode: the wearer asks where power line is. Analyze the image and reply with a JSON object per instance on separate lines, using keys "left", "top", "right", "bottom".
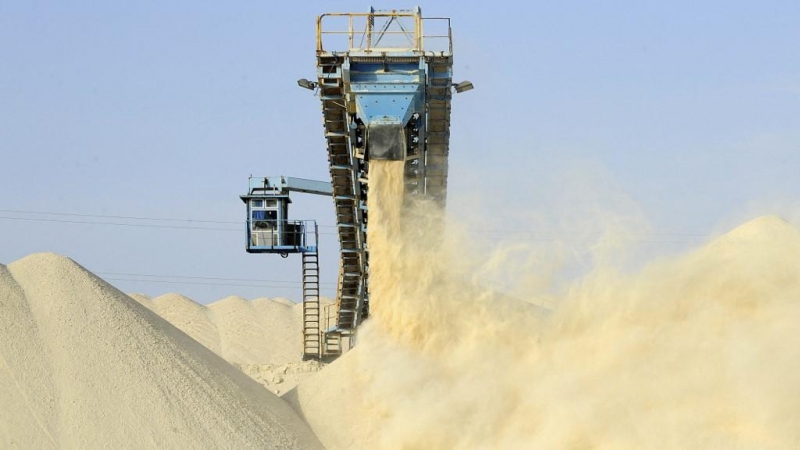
{"left": 0, "top": 216, "right": 240, "bottom": 231}
{"left": 0, "top": 208, "right": 340, "bottom": 229}
{"left": 97, "top": 271, "right": 336, "bottom": 286}
{"left": 0, "top": 208, "right": 711, "bottom": 241}
{"left": 0, "top": 208, "right": 713, "bottom": 236}
{"left": 0, "top": 215, "right": 705, "bottom": 243}
{"left": 0, "top": 215, "right": 340, "bottom": 235}
{"left": 464, "top": 229, "right": 709, "bottom": 238}
{"left": 104, "top": 277, "right": 313, "bottom": 291}
{"left": 0, "top": 209, "right": 241, "bottom": 225}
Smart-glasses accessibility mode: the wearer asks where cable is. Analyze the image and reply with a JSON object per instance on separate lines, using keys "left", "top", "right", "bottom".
{"left": 0, "top": 208, "right": 340, "bottom": 229}
{"left": 464, "top": 229, "right": 709, "bottom": 238}
{"left": 97, "top": 271, "right": 336, "bottom": 286}
{"left": 0, "top": 216, "right": 240, "bottom": 231}
{"left": 0, "top": 209, "right": 241, "bottom": 224}
{"left": 104, "top": 277, "right": 316, "bottom": 291}
{"left": 0, "top": 209, "right": 711, "bottom": 241}
{"left": 0, "top": 216, "right": 340, "bottom": 235}
{"left": 0, "top": 215, "right": 704, "bottom": 242}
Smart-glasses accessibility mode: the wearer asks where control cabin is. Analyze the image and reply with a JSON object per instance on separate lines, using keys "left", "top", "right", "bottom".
{"left": 240, "top": 176, "right": 322, "bottom": 254}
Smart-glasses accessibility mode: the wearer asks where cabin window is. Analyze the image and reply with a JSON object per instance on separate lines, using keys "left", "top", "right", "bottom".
{"left": 252, "top": 210, "right": 278, "bottom": 229}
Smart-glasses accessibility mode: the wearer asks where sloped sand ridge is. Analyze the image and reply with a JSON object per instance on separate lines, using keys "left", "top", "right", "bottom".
{"left": 209, "top": 295, "right": 299, "bottom": 365}
{"left": 128, "top": 293, "right": 333, "bottom": 366}
{"left": 290, "top": 162, "right": 800, "bottom": 449}
{"left": 0, "top": 253, "right": 322, "bottom": 449}
{"left": 128, "top": 292, "right": 330, "bottom": 394}
{"left": 132, "top": 293, "right": 311, "bottom": 366}
{"left": 150, "top": 293, "right": 222, "bottom": 354}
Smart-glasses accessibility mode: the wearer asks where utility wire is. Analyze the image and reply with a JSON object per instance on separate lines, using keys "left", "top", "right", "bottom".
{"left": 0, "top": 209, "right": 340, "bottom": 229}
{"left": 0, "top": 209, "right": 242, "bottom": 224}
{"left": 0, "top": 215, "right": 340, "bottom": 235}
{"left": 0, "top": 216, "right": 240, "bottom": 231}
{"left": 97, "top": 271, "right": 336, "bottom": 286}
{"left": 104, "top": 277, "right": 312, "bottom": 291}
{"left": 0, "top": 209, "right": 712, "bottom": 241}
{"left": 464, "top": 229, "right": 709, "bottom": 237}
{"left": 0, "top": 215, "right": 704, "bottom": 243}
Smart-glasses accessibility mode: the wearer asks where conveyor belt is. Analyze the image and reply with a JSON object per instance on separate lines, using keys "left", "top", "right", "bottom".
{"left": 313, "top": 9, "right": 456, "bottom": 358}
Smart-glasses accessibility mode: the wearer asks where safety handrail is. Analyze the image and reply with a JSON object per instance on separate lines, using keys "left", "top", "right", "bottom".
{"left": 246, "top": 219, "right": 318, "bottom": 250}
{"left": 317, "top": 12, "right": 452, "bottom": 54}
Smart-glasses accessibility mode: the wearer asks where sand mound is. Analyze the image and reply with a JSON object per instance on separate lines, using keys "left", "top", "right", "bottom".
{"left": 0, "top": 253, "right": 322, "bottom": 449}
{"left": 289, "top": 161, "right": 800, "bottom": 449}
{"left": 0, "top": 263, "right": 57, "bottom": 449}
{"left": 714, "top": 215, "right": 798, "bottom": 243}
{"left": 699, "top": 215, "right": 800, "bottom": 263}
{"left": 130, "top": 292, "right": 302, "bottom": 367}
{"left": 127, "top": 292, "right": 153, "bottom": 306}
{"left": 127, "top": 292, "right": 314, "bottom": 394}
{"left": 235, "top": 360, "right": 325, "bottom": 396}
{"left": 209, "top": 295, "right": 300, "bottom": 365}
{"left": 150, "top": 293, "right": 221, "bottom": 355}
{"left": 271, "top": 297, "right": 297, "bottom": 307}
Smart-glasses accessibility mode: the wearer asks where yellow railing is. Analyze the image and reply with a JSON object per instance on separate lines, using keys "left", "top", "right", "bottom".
{"left": 316, "top": 11, "right": 452, "bottom": 54}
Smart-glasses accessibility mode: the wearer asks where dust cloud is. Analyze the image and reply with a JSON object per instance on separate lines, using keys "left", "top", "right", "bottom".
{"left": 293, "top": 160, "right": 800, "bottom": 449}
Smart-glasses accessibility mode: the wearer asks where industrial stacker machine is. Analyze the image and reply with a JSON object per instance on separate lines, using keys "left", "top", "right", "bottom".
{"left": 242, "top": 7, "right": 471, "bottom": 360}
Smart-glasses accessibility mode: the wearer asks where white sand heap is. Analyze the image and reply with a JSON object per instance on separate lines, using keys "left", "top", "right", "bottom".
{"left": 128, "top": 291, "right": 333, "bottom": 394}
{"left": 209, "top": 295, "right": 299, "bottom": 365}
{"left": 0, "top": 253, "right": 322, "bottom": 449}
{"left": 131, "top": 293, "right": 335, "bottom": 367}
{"left": 288, "top": 161, "right": 800, "bottom": 449}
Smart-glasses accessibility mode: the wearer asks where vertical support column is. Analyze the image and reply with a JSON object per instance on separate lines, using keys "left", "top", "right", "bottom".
{"left": 415, "top": 7, "right": 423, "bottom": 51}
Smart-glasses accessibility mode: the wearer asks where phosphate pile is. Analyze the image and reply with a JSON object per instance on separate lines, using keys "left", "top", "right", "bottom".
{"left": 132, "top": 293, "right": 300, "bottom": 364}
{"left": 0, "top": 253, "right": 322, "bottom": 449}
{"left": 289, "top": 161, "right": 800, "bottom": 449}
{"left": 128, "top": 293, "right": 329, "bottom": 394}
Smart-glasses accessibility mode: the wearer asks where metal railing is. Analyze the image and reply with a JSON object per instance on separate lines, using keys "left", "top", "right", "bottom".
{"left": 317, "top": 12, "right": 452, "bottom": 54}
{"left": 246, "top": 219, "right": 318, "bottom": 252}
{"left": 323, "top": 303, "right": 337, "bottom": 331}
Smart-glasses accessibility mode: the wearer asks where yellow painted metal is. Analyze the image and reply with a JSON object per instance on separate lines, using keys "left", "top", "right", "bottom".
{"left": 348, "top": 15, "right": 353, "bottom": 50}
{"left": 316, "top": 11, "right": 452, "bottom": 54}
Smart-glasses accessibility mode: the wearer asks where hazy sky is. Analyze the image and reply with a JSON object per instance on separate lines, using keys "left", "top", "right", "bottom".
{"left": 1, "top": 1, "right": 798, "bottom": 303}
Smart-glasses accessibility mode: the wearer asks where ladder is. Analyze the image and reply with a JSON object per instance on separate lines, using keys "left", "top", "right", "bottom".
{"left": 302, "top": 246, "right": 321, "bottom": 360}
{"left": 323, "top": 331, "right": 342, "bottom": 357}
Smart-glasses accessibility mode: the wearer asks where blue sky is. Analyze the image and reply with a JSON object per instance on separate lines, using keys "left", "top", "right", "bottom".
{"left": 1, "top": 1, "right": 798, "bottom": 303}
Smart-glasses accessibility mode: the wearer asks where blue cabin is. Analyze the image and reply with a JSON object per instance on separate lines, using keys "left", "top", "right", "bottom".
{"left": 240, "top": 177, "right": 324, "bottom": 254}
